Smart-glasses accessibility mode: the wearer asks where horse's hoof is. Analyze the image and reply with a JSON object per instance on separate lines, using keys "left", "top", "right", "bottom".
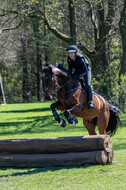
{"left": 57, "top": 119, "right": 66, "bottom": 128}
{"left": 71, "top": 118, "right": 78, "bottom": 125}
{"left": 74, "top": 118, "right": 78, "bottom": 124}
{"left": 61, "top": 119, "right": 66, "bottom": 127}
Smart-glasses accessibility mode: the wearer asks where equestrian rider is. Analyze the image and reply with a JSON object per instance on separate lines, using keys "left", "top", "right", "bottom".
{"left": 67, "top": 45, "right": 95, "bottom": 109}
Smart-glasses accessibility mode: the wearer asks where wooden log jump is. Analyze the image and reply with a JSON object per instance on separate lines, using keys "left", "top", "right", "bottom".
{"left": 0, "top": 135, "right": 114, "bottom": 167}
{"left": 0, "top": 135, "right": 112, "bottom": 154}
{"left": 0, "top": 151, "right": 113, "bottom": 167}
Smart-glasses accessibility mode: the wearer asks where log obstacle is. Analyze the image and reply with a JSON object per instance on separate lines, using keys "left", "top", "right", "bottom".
{"left": 0, "top": 135, "right": 113, "bottom": 153}
{"left": 0, "top": 135, "right": 113, "bottom": 167}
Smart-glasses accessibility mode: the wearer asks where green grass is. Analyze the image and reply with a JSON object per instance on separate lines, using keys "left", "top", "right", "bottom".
{"left": 0, "top": 101, "right": 126, "bottom": 190}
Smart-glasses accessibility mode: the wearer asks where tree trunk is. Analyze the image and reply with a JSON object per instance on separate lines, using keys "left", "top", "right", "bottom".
{"left": 69, "top": 0, "right": 77, "bottom": 44}
{"left": 21, "top": 27, "right": 29, "bottom": 101}
{"left": 119, "top": 0, "right": 126, "bottom": 75}
{"left": 36, "top": 40, "right": 42, "bottom": 101}
{"left": 33, "top": 19, "right": 42, "bottom": 101}
{"left": 44, "top": 4, "right": 49, "bottom": 66}
{"left": 0, "top": 74, "right": 6, "bottom": 104}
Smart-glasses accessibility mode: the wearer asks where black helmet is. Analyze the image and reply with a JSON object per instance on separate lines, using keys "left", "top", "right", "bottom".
{"left": 67, "top": 45, "right": 78, "bottom": 53}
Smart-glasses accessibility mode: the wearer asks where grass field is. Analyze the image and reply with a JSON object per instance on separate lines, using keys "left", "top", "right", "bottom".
{"left": 0, "top": 101, "right": 126, "bottom": 190}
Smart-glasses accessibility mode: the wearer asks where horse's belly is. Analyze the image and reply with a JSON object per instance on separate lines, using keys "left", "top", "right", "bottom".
{"left": 78, "top": 106, "right": 100, "bottom": 119}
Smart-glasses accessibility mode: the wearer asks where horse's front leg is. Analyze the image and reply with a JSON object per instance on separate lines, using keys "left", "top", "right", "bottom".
{"left": 64, "top": 105, "right": 80, "bottom": 125}
{"left": 50, "top": 103, "right": 66, "bottom": 127}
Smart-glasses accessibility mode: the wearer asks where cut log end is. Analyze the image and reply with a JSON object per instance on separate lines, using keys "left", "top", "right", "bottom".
{"left": 107, "top": 151, "right": 114, "bottom": 163}
{"left": 104, "top": 136, "right": 113, "bottom": 152}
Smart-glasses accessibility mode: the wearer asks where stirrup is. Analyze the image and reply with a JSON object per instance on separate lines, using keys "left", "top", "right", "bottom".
{"left": 88, "top": 101, "right": 95, "bottom": 109}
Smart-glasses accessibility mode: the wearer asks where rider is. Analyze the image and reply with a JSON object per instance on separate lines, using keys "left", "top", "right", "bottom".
{"left": 67, "top": 45, "right": 95, "bottom": 109}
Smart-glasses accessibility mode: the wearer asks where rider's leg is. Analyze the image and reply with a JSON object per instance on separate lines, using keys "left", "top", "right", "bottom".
{"left": 85, "top": 67, "right": 95, "bottom": 109}
{"left": 87, "top": 85, "right": 95, "bottom": 108}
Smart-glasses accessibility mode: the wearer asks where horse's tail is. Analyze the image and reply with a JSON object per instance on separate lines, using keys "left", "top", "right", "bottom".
{"left": 106, "top": 103, "right": 122, "bottom": 136}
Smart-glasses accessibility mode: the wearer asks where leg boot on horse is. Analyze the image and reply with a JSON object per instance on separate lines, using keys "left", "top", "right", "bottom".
{"left": 64, "top": 110, "right": 78, "bottom": 125}
{"left": 50, "top": 103, "right": 66, "bottom": 127}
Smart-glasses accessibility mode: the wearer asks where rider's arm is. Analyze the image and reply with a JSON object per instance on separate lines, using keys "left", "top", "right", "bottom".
{"left": 73, "top": 57, "right": 88, "bottom": 78}
{"left": 80, "top": 58, "right": 88, "bottom": 76}
{"left": 68, "top": 63, "right": 72, "bottom": 73}
{"left": 67, "top": 56, "right": 73, "bottom": 73}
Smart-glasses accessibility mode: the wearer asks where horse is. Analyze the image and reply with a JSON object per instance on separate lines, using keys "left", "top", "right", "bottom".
{"left": 42, "top": 64, "right": 121, "bottom": 136}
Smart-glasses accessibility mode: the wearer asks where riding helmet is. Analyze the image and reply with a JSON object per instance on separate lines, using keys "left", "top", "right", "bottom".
{"left": 67, "top": 45, "right": 78, "bottom": 53}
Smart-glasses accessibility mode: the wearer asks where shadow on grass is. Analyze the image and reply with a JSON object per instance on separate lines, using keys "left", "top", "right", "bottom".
{"left": 0, "top": 114, "right": 85, "bottom": 136}
{"left": 0, "top": 107, "right": 50, "bottom": 113}
{"left": 0, "top": 164, "right": 102, "bottom": 178}
{"left": 0, "top": 116, "right": 55, "bottom": 135}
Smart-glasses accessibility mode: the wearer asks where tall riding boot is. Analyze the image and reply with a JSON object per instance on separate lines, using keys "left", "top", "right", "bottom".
{"left": 87, "top": 85, "right": 95, "bottom": 109}
{"left": 81, "top": 79, "right": 85, "bottom": 90}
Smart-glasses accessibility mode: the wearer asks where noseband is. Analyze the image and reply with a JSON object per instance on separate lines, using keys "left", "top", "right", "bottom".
{"left": 43, "top": 72, "right": 81, "bottom": 95}
{"left": 43, "top": 74, "right": 57, "bottom": 92}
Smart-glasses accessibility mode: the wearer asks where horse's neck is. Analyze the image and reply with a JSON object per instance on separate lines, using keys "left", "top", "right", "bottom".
{"left": 57, "top": 74, "right": 70, "bottom": 87}
{"left": 53, "top": 68, "right": 79, "bottom": 90}
{"left": 53, "top": 70, "right": 70, "bottom": 88}
{"left": 57, "top": 74, "right": 80, "bottom": 91}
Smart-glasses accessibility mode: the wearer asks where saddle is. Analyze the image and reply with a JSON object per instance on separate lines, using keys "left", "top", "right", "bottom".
{"left": 79, "top": 79, "right": 94, "bottom": 95}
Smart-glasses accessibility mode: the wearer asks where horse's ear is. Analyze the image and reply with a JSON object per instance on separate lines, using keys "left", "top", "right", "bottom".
{"left": 42, "top": 65, "right": 53, "bottom": 74}
{"left": 56, "top": 63, "right": 63, "bottom": 69}
{"left": 48, "top": 66, "right": 53, "bottom": 74}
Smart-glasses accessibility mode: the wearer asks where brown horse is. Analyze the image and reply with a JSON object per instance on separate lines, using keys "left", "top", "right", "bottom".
{"left": 42, "top": 64, "right": 121, "bottom": 136}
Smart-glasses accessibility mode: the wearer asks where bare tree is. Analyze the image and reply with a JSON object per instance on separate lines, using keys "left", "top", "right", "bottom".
{"left": 33, "top": 19, "right": 42, "bottom": 101}
{"left": 20, "top": 25, "right": 30, "bottom": 101}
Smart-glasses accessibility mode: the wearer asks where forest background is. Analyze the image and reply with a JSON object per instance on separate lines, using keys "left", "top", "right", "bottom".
{"left": 0, "top": 0, "right": 126, "bottom": 110}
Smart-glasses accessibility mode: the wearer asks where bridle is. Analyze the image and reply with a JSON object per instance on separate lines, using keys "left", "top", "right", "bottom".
{"left": 42, "top": 74, "right": 57, "bottom": 92}
{"left": 43, "top": 72, "right": 82, "bottom": 95}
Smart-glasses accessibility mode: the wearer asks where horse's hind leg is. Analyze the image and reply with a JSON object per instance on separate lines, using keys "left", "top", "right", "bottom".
{"left": 97, "top": 110, "right": 110, "bottom": 135}
{"left": 83, "top": 119, "right": 97, "bottom": 135}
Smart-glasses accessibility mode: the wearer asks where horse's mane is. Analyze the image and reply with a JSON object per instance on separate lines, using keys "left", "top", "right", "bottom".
{"left": 54, "top": 63, "right": 72, "bottom": 78}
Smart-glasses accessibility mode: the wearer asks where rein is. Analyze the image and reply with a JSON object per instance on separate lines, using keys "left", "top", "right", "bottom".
{"left": 60, "top": 87, "right": 81, "bottom": 94}
{"left": 54, "top": 79, "right": 72, "bottom": 93}
{"left": 52, "top": 78, "right": 81, "bottom": 95}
